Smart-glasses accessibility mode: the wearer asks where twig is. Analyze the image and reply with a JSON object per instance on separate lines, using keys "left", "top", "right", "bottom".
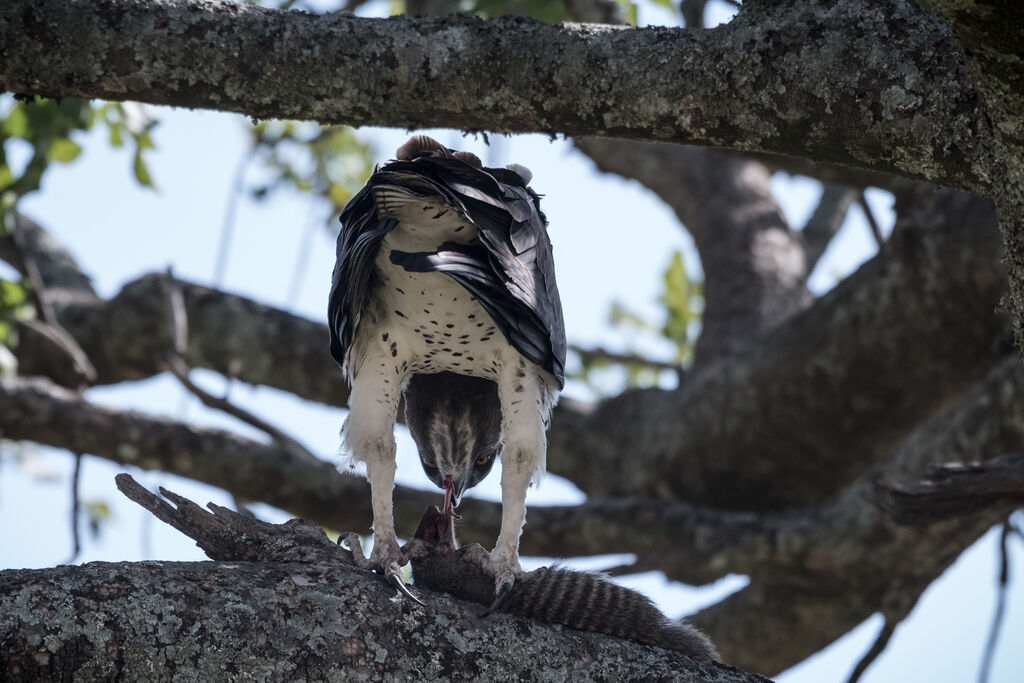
{"left": 160, "top": 272, "right": 321, "bottom": 465}
{"left": 114, "top": 473, "right": 351, "bottom": 564}
{"left": 213, "top": 152, "right": 252, "bottom": 287}
{"left": 801, "top": 183, "right": 857, "bottom": 273}
{"left": 680, "top": 0, "right": 707, "bottom": 28}
{"left": 858, "top": 191, "right": 885, "bottom": 249}
{"left": 163, "top": 353, "right": 320, "bottom": 465}
{"left": 165, "top": 268, "right": 189, "bottom": 356}
{"left": 977, "top": 521, "right": 1012, "bottom": 683}
{"left": 569, "top": 343, "right": 683, "bottom": 373}
{"left": 15, "top": 318, "right": 97, "bottom": 387}
{"left": 845, "top": 616, "right": 896, "bottom": 683}
{"left": 6, "top": 212, "right": 96, "bottom": 387}
{"left": 285, "top": 203, "right": 321, "bottom": 308}
{"left": 63, "top": 452, "right": 83, "bottom": 564}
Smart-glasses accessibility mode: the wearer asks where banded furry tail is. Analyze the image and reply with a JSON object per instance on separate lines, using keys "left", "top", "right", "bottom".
{"left": 408, "top": 506, "right": 718, "bottom": 662}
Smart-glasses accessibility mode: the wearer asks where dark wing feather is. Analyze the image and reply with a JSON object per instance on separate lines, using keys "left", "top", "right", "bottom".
{"left": 416, "top": 157, "right": 565, "bottom": 386}
{"left": 328, "top": 183, "right": 398, "bottom": 368}
{"left": 329, "top": 152, "right": 566, "bottom": 387}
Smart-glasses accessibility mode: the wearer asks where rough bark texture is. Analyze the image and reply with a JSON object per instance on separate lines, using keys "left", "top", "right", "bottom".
{"left": 2, "top": 561, "right": 762, "bottom": 682}
{"left": 0, "top": 0, "right": 997, "bottom": 192}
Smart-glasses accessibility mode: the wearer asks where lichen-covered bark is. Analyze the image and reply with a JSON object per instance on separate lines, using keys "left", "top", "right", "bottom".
{"left": 0, "top": 0, "right": 995, "bottom": 192}
{"left": 908, "top": 0, "right": 1024, "bottom": 361}
{"left": 0, "top": 560, "right": 766, "bottom": 682}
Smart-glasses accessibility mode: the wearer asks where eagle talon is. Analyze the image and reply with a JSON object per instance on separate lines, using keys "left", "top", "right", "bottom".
{"left": 478, "top": 581, "right": 512, "bottom": 618}
{"left": 387, "top": 569, "right": 426, "bottom": 606}
{"left": 337, "top": 532, "right": 422, "bottom": 605}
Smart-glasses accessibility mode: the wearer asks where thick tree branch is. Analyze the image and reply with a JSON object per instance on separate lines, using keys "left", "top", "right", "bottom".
{"left": 689, "top": 354, "right": 1024, "bottom": 673}
{"left": 907, "top": 1, "right": 1024, "bottom": 362}
{"left": 0, "top": 561, "right": 762, "bottom": 682}
{"left": 575, "top": 139, "right": 810, "bottom": 368}
{"left": 549, "top": 189, "right": 1011, "bottom": 507}
{"left": 0, "top": 476, "right": 769, "bottom": 681}
{"left": 0, "top": 0, "right": 995, "bottom": 192}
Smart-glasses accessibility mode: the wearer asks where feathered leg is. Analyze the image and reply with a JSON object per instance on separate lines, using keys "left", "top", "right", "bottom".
{"left": 342, "top": 357, "right": 409, "bottom": 589}
{"left": 483, "top": 355, "right": 550, "bottom": 611}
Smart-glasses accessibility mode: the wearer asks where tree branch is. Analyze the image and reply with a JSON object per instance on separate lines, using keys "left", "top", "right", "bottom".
{"left": 0, "top": 475, "right": 770, "bottom": 682}
{"left": 876, "top": 454, "right": 1024, "bottom": 524}
{"left": 801, "top": 183, "right": 858, "bottom": 273}
{"left": 0, "top": 0, "right": 995, "bottom": 192}
{"left": 574, "top": 139, "right": 810, "bottom": 368}
{"left": 548, "top": 189, "right": 1011, "bottom": 507}
{"left": 0, "top": 561, "right": 760, "bottom": 681}
{"left": 687, "top": 353, "right": 1024, "bottom": 672}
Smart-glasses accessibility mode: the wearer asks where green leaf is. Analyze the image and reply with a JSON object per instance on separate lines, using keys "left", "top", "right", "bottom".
{"left": 0, "top": 279, "right": 28, "bottom": 308}
{"left": 2, "top": 104, "right": 30, "bottom": 139}
{"left": 133, "top": 148, "right": 153, "bottom": 187}
{"left": 647, "top": 0, "right": 674, "bottom": 9}
{"left": 0, "top": 164, "right": 14, "bottom": 193}
{"left": 48, "top": 137, "right": 82, "bottom": 163}
{"left": 616, "top": 0, "right": 638, "bottom": 24}
{"left": 108, "top": 121, "right": 124, "bottom": 147}
{"left": 609, "top": 301, "right": 653, "bottom": 330}
{"left": 660, "top": 251, "right": 701, "bottom": 346}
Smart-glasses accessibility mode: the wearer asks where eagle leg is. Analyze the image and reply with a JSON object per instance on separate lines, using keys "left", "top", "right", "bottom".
{"left": 341, "top": 359, "right": 420, "bottom": 599}
{"left": 476, "top": 356, "right": 551, "bottom": 614}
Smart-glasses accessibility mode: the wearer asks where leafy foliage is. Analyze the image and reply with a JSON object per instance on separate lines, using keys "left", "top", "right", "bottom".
{"left": 0, "top": 96, "right": 157, "bottom": 208}
{"left": 0, "top": 278, "right": 28, "bottom": 349}
{"left": 249, "top": 121, "right": 375, "bottom": 219}
{"left": 574, "top": 250, "right": 703, "bottom": 391}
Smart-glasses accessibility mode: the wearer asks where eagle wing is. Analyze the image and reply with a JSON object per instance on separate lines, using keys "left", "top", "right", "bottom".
{"left": 328, "top": 153, "right": 566, "bottom": 387}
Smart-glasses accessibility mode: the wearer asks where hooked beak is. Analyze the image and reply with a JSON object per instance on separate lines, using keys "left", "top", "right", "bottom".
{"left": 442, "top": 474, "right": 465, "bottom": 521}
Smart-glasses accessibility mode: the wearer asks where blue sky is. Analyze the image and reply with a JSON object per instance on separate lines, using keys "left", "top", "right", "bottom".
{"left": 1, "top": 1, "right": 1022, "bottom": 681}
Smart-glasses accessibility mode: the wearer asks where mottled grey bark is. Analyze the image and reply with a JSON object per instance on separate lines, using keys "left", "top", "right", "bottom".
{"left": 0, "top": 561, "right": 765, "bottom": 682}
{"left": 691, "top": 354, "right": 1024, "bottom": 672}
{"left": 908, "top": 0, "right": 1024, "bottom": 359}
{"left": 0, "top": 0, "right": 995, "bottom": 192}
